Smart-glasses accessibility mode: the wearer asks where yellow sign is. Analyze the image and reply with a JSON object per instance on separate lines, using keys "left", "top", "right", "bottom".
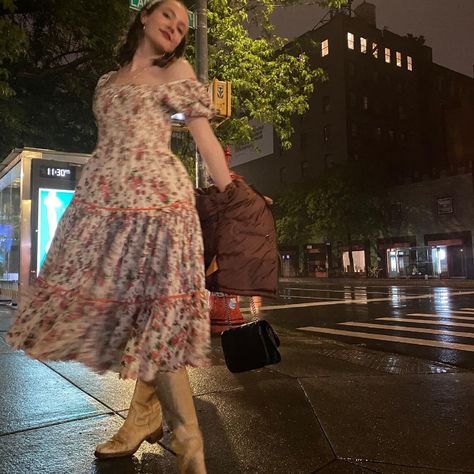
{"left": 210, "top": 79, "right": 231, "bottom": 118}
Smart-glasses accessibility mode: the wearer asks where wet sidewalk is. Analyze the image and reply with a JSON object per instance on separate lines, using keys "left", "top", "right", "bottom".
{"left": 1, "top": 304, "right": 473, "bottom": 474}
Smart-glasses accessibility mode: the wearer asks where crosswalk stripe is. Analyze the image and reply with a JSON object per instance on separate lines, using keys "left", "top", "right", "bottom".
{"left": 241, "top": 290, "right": 474, "bottom": 313}
{"left": 297, "top": 327, "right": 474, "bottom": 352}
{"left": 278, "top": 294, "right": 352, "bottom": 301}
{"left": 339, "top": 321, "right": 474, "bottom": 339}
{"left": 377, "top": 317, "right": 474, "bottom": 328}
{"left": 448, "top": 310, "right": 474, "bottom": 315}
{"left": 408, "top": 313, "right": 474, "bottom": 321}
{"left": 460, "top": 308, "right": 474, "bottom": 311}
{"left": 283, "top": 287, "right": 395, "bottom": 296}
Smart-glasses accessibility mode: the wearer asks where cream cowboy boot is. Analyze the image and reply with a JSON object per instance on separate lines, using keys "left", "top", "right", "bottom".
{"left": 154, "top": 368, "right": 207, "bottom": 474}
{"left": 95, "top": 379, "right": 164, "bottom": 459}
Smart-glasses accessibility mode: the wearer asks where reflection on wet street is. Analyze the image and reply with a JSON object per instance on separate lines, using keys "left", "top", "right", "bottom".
{"left": 247, "top": 282, "right": 474, "bottom": 370}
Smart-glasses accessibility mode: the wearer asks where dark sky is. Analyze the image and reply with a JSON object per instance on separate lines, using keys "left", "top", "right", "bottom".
{"left": 271, "top": 0, "right": 474, "bottom": 77}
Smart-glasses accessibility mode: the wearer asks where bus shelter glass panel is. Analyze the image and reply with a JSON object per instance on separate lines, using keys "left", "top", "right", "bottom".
{"left": 0, "top": 163, "right": 21, "bottom": 289}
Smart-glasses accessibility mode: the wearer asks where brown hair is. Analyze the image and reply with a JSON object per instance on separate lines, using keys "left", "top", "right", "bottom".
{"left": 117, "top": 0, "right": 187, "bottom": 68}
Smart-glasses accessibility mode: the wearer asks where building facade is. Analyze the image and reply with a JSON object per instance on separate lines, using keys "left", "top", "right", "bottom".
{"left": 233, "top": 1, "right": 474, "bottom": 278}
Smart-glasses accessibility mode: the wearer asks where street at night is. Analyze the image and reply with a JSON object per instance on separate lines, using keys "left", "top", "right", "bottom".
{"left": 1, "top": 0, "right": 474, "bottom": 472}
{"left": 2, "top": 280, "right": 474, "bottom": 473}
{"left": 263, "top": 280, "right": 474, "bottom": 369}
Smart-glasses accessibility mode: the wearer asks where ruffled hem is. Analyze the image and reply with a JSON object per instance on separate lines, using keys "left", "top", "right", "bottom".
{"left": 6, "top": 285, "right": 211, "bottom": 378}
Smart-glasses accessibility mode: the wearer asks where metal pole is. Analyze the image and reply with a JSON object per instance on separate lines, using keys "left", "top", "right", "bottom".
{"left": 195, "top": 0, "right": 208, "bottom": 188}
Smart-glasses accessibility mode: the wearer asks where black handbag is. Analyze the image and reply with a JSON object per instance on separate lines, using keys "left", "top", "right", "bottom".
{"left": 221, "top": 319, "right": 281, "bottom": 373}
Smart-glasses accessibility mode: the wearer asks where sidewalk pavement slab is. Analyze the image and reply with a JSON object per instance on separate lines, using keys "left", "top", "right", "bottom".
{"left": 357, "top": 462, "right": 472, "bottom": 474}
{"left": 0, "top": 415, "right": 176, "bottom": 474}
{"left": 314, "top": 460, "right": 377, "bottom": 473}
{"left": 301, "top": 373, "right": 474, "bottom": 472}
{"left": 0, "top": 353, "right": 109, "bottom": 435}
{"left": 2, "top": 303, "right": 474, "bottom": 473}
{"left": 0, "top": 335, "right": 12, "bottom": 353}
{"left": 192, "top": 378, "right": 335, "bottom": 474}
{"left": 44, "top": 361, "right": 136, "bottom": 412}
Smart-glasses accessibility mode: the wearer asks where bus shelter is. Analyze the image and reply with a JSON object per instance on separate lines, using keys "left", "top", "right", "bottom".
{"left": 0, "top": 148, "right": 90, "bottom": 303}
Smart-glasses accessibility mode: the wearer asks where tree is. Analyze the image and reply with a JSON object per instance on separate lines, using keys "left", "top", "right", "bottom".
{"left": 0, "top": 1, "right": 27, "bottom": 98}
{"left": 0, "top": 0, "right": 130, "bottom": 157}
{"left": 276, "top": 161, "right": 389, "bottom": 273}
{"left": 0, "top": 0, "right": 346, "bottom": 158}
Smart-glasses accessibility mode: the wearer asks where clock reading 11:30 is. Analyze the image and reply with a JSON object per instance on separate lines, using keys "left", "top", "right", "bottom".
{"left": 39, "top": 165, "right": 75, "bottom": 180}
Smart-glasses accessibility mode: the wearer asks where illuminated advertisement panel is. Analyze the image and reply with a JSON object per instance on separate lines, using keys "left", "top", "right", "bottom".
{"left": 37, "top": 188, "right": 74, "bottom": 274}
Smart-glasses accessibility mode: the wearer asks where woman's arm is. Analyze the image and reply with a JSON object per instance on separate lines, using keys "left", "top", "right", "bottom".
{"left": 187, "top": 118, "right": 232, "bottom": 191}
{"left": 165, "top": 59, "right": 232, "bottom": 191}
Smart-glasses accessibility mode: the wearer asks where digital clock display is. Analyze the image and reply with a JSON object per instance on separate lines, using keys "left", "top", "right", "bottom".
{"left": 39, "top": 165, "right": 75, "bottom": 180}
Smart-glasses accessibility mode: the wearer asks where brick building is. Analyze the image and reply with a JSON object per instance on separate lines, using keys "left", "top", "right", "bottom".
{"left": 233, "top": 1, "right": 474, "bottom": 278}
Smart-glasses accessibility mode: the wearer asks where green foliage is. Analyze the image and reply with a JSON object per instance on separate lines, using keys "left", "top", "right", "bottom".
{"left": 0, "top": 0, "right": 130, "bottom": 156}
{"left": 203, "top": 0, "right": 332, "bottom": 149}
{"left": 276, "top": 161, "right": 389, "bottom": 246}
{"left": 0, "top": 0, "right": 346, "bottom": 157}
{"left": 0, "top": 1, "right": 27, "bottom": 98}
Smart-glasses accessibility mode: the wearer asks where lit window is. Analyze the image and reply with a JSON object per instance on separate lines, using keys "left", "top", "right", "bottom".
{"left": 363, "top": 96, "right": 369, "bottom": 110}
{"left": 385, "top": 47, "right": 391, "bottom": 63}
{"left": 321, "top": 39, "right": 329, "bottom": 57}
{"left": 396, "top": 51, "right": 402, "bottom": 67}
{"left": 407, "top": 55, "right": 413, "bottom": 71}
{"left": 372, "top": 42, "right": 379, "bottom": 58}
{"left": 375, "top": 127, "right": 382, "bottom": 140}
{"left": 347, "top": 32, "right": 355, "bottom": 50}
{"left": 360, "top": 37, "right": 367, "bottom": 53}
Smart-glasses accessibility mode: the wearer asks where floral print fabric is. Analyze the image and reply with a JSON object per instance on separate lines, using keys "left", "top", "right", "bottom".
{"left": 6, "top": 74, "right": 216, "bottom": 381}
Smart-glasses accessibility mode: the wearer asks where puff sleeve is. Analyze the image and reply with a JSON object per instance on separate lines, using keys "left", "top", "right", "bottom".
{"left": 162, "top": 79, "right": 216, "bottom": 120}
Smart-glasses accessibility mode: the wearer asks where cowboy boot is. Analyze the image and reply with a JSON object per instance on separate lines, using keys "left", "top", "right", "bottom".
{"left": 154, "top": 368, "right": 207, "bottom": 474}
{"left": 95, "top": 379, "right": 164, "bottom": 459}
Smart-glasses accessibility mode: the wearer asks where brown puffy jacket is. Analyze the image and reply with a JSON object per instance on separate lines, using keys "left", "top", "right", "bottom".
{"left": 195, "top": 180, "right": 278, "bottom": 298}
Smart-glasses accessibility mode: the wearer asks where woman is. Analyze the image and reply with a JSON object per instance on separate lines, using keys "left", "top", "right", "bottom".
{"left": 6, "top": 0, "right": 232, "bottom": 472}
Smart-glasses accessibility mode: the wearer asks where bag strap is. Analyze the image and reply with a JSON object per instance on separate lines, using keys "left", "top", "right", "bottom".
{"left": 250, "top": 296, "right": 257, "bottom": 320}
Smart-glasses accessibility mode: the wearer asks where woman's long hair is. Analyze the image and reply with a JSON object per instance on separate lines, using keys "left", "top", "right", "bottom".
{"left": 117, "top": 0, "right": 187, "bottom": 68}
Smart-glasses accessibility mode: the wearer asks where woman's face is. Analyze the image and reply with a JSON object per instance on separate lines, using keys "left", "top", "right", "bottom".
{"left": 141, "top": 1, "right": 189, "bottom": 53}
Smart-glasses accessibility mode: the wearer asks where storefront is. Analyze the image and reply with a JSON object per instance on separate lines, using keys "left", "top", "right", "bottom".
{"left": 378, "top": 237, "right": 417, "bottom": 278}
{"left": 0, "top": 148, "right": 90, "bottom": 302}
{"left": 385, "top": 238, "right": 471, "bottom": 279}
{"left": 304, "top": 243, "right": 330, "bottom": 277}
{"left": 340, "top": 242, "right": 368, "bottom": 275}
{"left": 424, "top": 232, "right": 472, "bottom": 278}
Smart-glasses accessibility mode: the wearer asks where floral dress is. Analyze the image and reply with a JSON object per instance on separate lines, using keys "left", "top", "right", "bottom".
{"left": 6, "top": 73, "right": 215, "bottom": 381}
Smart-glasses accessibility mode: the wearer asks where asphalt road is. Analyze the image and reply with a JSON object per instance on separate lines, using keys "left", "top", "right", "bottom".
{"left": 249, "top": 281, "right": 474, "bottom": 370}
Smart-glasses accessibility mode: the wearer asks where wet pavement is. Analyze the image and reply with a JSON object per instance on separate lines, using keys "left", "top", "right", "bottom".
{"left": 1, "top": 280, "right": 474, "bottom": 473}
{"left": 261, "top": 280, "right": 474, "bottom": 369}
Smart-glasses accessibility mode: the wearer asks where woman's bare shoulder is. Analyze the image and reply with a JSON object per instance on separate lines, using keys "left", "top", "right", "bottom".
{"left": 163, "top": 58, "right": 197, "bottom": 82}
